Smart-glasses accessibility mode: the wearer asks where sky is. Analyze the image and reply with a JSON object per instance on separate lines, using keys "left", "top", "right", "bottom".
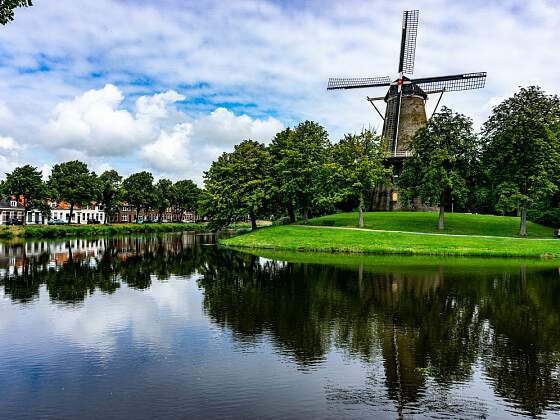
{"left": 0, "top": 0, "right": 558, "bottom": 185}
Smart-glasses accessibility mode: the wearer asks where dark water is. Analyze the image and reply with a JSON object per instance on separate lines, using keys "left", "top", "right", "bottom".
{"left": 1, "top": 234, "right": 560, "bottom": 419}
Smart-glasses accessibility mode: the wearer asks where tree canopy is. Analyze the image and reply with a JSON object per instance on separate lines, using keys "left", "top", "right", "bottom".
{"left": 0, "top": 0, "right": 32, "bottom": 25}
{"left": 121, "top": 171, "right": 157, "bottom": 220}
{"left": 330, "top": 129, "right": 390, "bottom": 227}
{"left": 48, "top": 161, "right": 98, "bottom": 223}
{"left": 481, "top": 86, "right": 560, "bottom": 235}
{"left": 204, "top": 139, "right": 273, "bottom": 230}
{"left": 3, "top": 165, "right": 46, "bottom": 218}
{"left": 269, "top": 121, "right": 331, "bottom": 223}
{"left": 399, "top": 107, "right": 479, "bottom": 230}
{"left": 98, "top": 170, "right": 122, "bottom": 224}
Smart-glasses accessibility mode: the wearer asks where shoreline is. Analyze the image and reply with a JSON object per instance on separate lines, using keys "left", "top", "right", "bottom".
{"left": 0, "top": 223, "right": 207, "bottom": 239}
{"left": 221, "top": 225, "right": 560, "bottom": 259}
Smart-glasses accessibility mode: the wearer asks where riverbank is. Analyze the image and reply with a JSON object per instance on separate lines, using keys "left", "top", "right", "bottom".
{"left": 221, "top": 225, "right": 560, "bottom": 258}
{"left": 0, "top": 223, "right": 207, "bottom": 239}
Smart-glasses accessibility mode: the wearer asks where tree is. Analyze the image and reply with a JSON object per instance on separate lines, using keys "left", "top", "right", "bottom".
{"left": 481, "top": 86, "right": 560, "bottom": 236}
{"left": 204, "top": 140, "right": 273, "bottom": 231}
{"left": 3, "top": 165, "right": 47, "bottom": 225}
{"left": 154, "top": 178, "right": 173, "bottom": 223}
{"left": 173, "top": 179, "right": 201, "bottom": 221}
{"left": 1, "top": 0, "right": 32, "bottom": 25}
{"left": 270, "top": 121, "right": 330, "bottom": 223}
{"left": 48, "top": 161, "right": 98, "bottom": 224}
{"left": 399, "top": 107, "right": 479, "bottom": 230}
{"left": 121, "top": 171, "right": 156, "bottom": 221}
{"left": 330, "top": 130, "right": 390, "bottom": 227}
{"left": 98, "top": 170, "right": 122, "bottom": 224}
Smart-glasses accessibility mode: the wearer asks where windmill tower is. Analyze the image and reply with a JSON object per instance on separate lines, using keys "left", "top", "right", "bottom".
{"left": 328, "top": 10, "right": 487, "bottom": 210}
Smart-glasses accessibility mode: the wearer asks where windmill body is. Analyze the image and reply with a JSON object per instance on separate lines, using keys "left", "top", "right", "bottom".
{"left": 328, "top": 10, "right": 486, "bottom": 210}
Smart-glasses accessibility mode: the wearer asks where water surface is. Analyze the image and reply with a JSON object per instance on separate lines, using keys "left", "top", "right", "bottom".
{"left": 1, "top": 233, "right": 560, "bottom": 419}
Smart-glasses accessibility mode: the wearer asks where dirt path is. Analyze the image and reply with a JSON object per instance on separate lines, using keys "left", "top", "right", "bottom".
{"left": 297, "top": 224, "right": 560, "bottom": 241}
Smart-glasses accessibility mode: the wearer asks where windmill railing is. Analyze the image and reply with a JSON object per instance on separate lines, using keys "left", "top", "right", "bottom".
{"left": 386, "top": 150, "right": 414, "bottom": 158}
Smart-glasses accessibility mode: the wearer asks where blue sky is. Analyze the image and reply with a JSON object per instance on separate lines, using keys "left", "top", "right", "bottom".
{"left": 0, "top": 0, "right": 558, "bottom": 184}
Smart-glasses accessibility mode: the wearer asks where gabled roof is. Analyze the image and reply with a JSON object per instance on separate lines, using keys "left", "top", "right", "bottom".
{"left": 0, "top": 198, "right": 25, "bottom": 210}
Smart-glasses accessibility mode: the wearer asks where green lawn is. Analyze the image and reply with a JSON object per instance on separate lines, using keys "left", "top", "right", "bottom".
{"left": 221, "top": 225, "right": 560, "bottom": 258}
{"left": 305, "top": 211, "right": 555, "bottom": 238}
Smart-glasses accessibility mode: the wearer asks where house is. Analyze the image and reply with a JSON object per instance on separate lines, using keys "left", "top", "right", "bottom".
{"left": 0, "top": 198, "right": 25, "bottom": 225}
{"left": 109, "top": 203, "right": 198, "bottom": 224}
{"left": 26, "top": 201, "right": 106, "bottom": 225}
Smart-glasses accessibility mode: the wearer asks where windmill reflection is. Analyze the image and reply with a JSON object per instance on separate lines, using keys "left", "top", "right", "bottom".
{"left": 1, "top": 237, "right": 560, "bottom": 417}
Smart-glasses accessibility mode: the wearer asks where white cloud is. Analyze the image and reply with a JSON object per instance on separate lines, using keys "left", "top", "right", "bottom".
{"left": 193, "top": 107, "right": 284, "bottom": 147}
{"left": 0, "top": 0, "right": 558, "bottom": 180}
{"left": 140, "top": 123, "right": 193, "bottom": 174}
{"left": 43, "top": 84, "right": 154, "bottom": 156}
{"left": 0, "top": 136, "right": 23, "bottom": 179}
{"left": 0, "top": 136, "right": 21, "bottom": 152}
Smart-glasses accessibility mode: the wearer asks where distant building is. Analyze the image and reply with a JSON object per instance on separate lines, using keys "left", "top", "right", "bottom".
{"left": 26, "top": 201, "right": 106, "bottom": 225}
{"left": 0, "top": 199, "right": 25, "bottom": 225}
{"left": 110, "top": 203, "right": 198, "bottom": 224}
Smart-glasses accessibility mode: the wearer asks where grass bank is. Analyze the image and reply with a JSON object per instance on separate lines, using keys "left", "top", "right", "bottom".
{"left": 236, "top": 248, "right": 560, "bottom": 272}
{"left": 306, "top": 212, "right": 555, "bottom": 238}
{"left": 221, "top": 225, "right": 560, "bottom": 258}
{"left": 0, "top": 223, "right": 206, "bottom": 240}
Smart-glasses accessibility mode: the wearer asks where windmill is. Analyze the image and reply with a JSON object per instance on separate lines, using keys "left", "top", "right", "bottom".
{"left": 327, "top": 10, "right": 486, "bottom": 159}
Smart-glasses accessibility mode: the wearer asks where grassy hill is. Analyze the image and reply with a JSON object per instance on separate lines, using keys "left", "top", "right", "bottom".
{"left": 305, "top": 212, "right": 555, "bottom": 238}
{"left": 221, "top": 212, "right": 560, "bottom": 258}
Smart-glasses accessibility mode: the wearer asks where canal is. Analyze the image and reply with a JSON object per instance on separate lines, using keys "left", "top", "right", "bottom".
{"left": 1, "top": 233, "right": 559, "bottom": 419}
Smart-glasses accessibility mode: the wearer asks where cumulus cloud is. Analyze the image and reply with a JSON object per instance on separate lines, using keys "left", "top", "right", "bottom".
{"left": 193, "top": 107, "right": 284, "bottom": 147}
{"left": 0, "top": 0, "right": 558, "bottom": 180}
{"left": 44, "top": 84, "right": 154, "bottom": 156}
{"left": 140, "top": 123, "right": 193, "bottom": 173}
{"left": 0, "top": 136, "right": 23, "bottom": 178}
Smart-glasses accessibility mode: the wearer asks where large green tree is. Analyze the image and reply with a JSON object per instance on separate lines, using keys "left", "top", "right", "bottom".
{"left": 173, "top": 179, "right": 201, "bottom": 220}
{"left": 269, "top": 121, "right": 330, "bottom": 223}
{"left": 98, "top": 170, "right": 122, "bottom": 224}
{"left": 48, "top": 161, "right": 98, "bottom": 224}
{"left": 1, "top": 0, "right": 32, "bottom": 25}
{"left": 399, "top": 107, "right": 479, "bottom": 230}
{"left": 330, "top": 130, "right": 390, "bottom": 227}
{"left": 4, "top": 165, "right": 47, "bottom": 224}
{"left": 204, "top": 139, "right": 273, "bottom": 230}
{"left": 481, "top": 86, "right": 560, "bottom": 236}
{"left": 121, "top": 171, "right": 157, "bottom": 221}
{"left": 154, "top": 178, "right": 173, "bottom": 223}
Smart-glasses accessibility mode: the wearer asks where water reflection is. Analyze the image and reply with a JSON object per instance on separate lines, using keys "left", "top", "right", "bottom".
{"left": 1, "top": 235, "right": 560, "bottom": 418}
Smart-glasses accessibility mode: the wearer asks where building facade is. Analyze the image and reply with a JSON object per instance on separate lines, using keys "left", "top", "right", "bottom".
{"left": 0, "top": 199, "right": 25, "bottom": 225}
{"left": 26, "top": 202, "right": 106, "bottom": 225}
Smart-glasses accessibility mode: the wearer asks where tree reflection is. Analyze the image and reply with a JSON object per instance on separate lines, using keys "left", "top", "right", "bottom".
{"left": 0, "top": 233, "right": 212, "bottom": 304}
{"left": 1, "top": 237, "right": 560, "bottom": 416}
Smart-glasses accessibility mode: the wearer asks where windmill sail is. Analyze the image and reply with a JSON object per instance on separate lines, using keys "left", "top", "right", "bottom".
{"left": 327, "top": 77, "right": 391, "bottom": 90}
{"left": 398, "top": 10, "right": 419, "bottom": 75}
{"left": 412, "top": 72, "right": 487, "bottom": 93}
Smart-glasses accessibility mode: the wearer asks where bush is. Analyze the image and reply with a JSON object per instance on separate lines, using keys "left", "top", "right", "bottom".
{"left": 529, "top": 208, "right": 560, "bottom": 229}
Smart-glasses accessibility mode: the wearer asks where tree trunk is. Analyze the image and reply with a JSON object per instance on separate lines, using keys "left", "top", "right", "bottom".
{"left": 158, "top": 210, "right": 163, "bottom": 223}
{"left": 303, "top": 206, "right": 309, "bottom": 225}
{"left": 287, "top": 202, "right": 296, "bottom": 223}
{"left": 358, "top": 193, "right": 364, "bottom": 228}
{"left": 438, "top": 205, "right": 445, "bottom": 230}
{"left": 69, "top": 203, "right": 74, "bottom": 225}
{"left": 368, "top": 188, "right": 375, "bottom": 212}
{"left": 250, "top": 212, "right": 257, "bottom": 231}
{"left": 136, "top": 206, "right": 140, "bottom": 222}
{"left": 519, "top": 204, "right": 528, "bottom": 236}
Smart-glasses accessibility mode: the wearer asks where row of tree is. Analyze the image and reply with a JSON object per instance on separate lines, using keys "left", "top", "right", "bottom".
{"left": 0, "top": 162, "right": 202, "bottom": 224}
{"left": 1, "top": 86, "right": 558, "bottom": 234}
{"left": 203, "top": 86, "right": 560, "bottom": 235}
